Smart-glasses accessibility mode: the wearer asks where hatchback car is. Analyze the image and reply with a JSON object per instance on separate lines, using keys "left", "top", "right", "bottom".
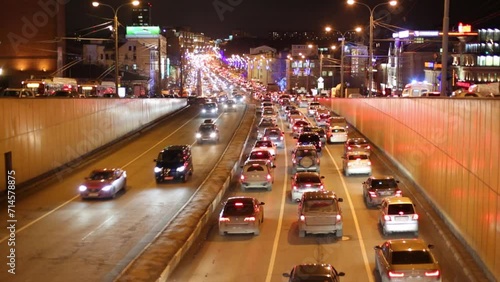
{"left": 262, "top": 127, "right": 285, "bottom": 148}
{"left": 79, "top": 168, "right": 127, "bottom": 199}
{"left": 291, "top": 172, "right": 325, "bottom": 202}
{"left": 240, "top": 161, "right": 275, "bottom": 191}
{"left": 291, "top": 120, "right": 310, "bottom": 138}
{"left": 296, "top": 132, "right": 322, "bottom": 152}
{"left": 245, "top": 149, "right": 275, "bottom": 167}
{"left": 374, "top": 239, "right": 441, "bottom": 282}
{"left": 344, "top": 137, "right": 371, "bottom": 155}
{"left": 283, "top": 264, "right": 345, "bottom": 282}
{"left": 195, "top": 122, "right": 220, "bottom": 144}
{"left": 342, "top": 151, "right": 371, "bottom": 176}
{"left": 327, "top": 126, "right": 348, "bottom": 144}
{"left": 292, "top": 145, "right": 320, "bottom": 174}
{"left": 363, "top": 176, "right": 402, "bottom": 207}
{"left": 219, "top": 197, "right": 265, "bottom": 235}
{"left": 379, "top": 197, "right": 419, "bottom": 236}
{"left": 253, "top": 140, "right": 277, "bottom": 159}
{"left": 153, "top": 145, "right": 193, "bottom": 183}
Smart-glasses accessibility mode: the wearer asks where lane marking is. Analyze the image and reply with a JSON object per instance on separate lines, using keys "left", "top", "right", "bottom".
{"left": 1, "top": 113, "right": 200, "bottom": 241}
{"left": 81, "top": 215, "right": 115, "bottom": 241}
{"left": 265, "top": 113, "right": 289, "bottom": 282}
{"left": 324, "top": 146, "right": 374, "bottom": 282}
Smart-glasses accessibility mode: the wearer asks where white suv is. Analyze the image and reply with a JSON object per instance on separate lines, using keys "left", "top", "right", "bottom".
{"left": 379, "top": 196, "right": 419, "bottom": 236}
{"left": 240, "top": 161, "right": 275, "bottom": 191}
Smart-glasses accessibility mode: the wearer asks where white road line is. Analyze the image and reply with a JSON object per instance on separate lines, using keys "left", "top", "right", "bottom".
{"left": 81, "top": 215, "right": 115, "bottom": 241}
{"left": 265, "top": 116, "right": 289, "bottom": 282}
{"left": 324, "top": 146, "right": 374, "bottom": 282}
{"left": 2, "top": 113, "right": 199, "bottom": 240}
{"left": 0, "top": 195, "right": 79, "bottom": 243}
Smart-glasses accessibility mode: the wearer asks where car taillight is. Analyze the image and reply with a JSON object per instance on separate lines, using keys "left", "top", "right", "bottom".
{"left": 425, "top": 270, "right": 440, "bottom": 277}
{"left": 366, "top": 145, "right": 371, "bottom": 149}
{"left": 266, "top": 174, "right": 272, "bottom": 180}
{"left": 293, "top": 126, "right": 297, "bottom": 130}
{"left": 306, "top": 184, "right": 311, "bottom": 187}
{"left": 320, "top": 185, "right": 324, "bottom": 190}
{"left": 319, "top": 141, "right": 322, "bottom": 146}
{"left": 300, "top": 215, "right": 305, "bottom": 221}
{"left": 388, "top": 271, "right": 404, "bottom": 278}
{"left": 244, "top": 217, "right": 256, "bottom": 222}
{"left": 396, "top": 190, "right": 402, "bottom": 196}
{"left": 220, "top": 217, "right": 230, "bottom": 222}
{"left": 336, "top": 214, "right": 342, "bottom": 222}
{"left": 367, "top": 161, "right": 372, "bottom": 165}
{"left": 240, "top": 175, "right": 245, "bottom": 181}
{"left": 412, "top": 214, "right": 419, "bottom": 220}
{"left": 347, "top": 146, "right": 352, "bottom": 150}
{"left": 384, "top": 215, "right": 392, "bottom": 221}
{"left": 368, "top": 191, "right": 377, "bottom": 197}
{"left": 280, "top": 135, "right": 284, "bottom": 140}
{"left": 293, "top": 185, "right": 298, "bottom": 190}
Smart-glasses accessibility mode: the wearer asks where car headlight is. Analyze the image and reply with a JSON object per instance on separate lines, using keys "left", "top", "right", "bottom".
{"left": 202, "top": 109, "right": 206, "bottom": 113}
{"left": 78, "top": 185, "right": 87, "bottom": 192}
{"left": 196, "top": 133, "right": 202, "bottom": 138}
{"left": 224, "top": 104, "right": 228, "bottom": 108}
{"left": 102, "top": 185, "right": 113, "bottom": 191}
{"left": 177, "top": 166, "right": 186, "bottom": 172}
{"left": 210, "top": 132, "right": 217, "bottom": 138}
{"left": 154, "top": 167, "right": 162, "bottom": 173}
{"left": 211, "top": 109, "right": 216, "bottom": 113}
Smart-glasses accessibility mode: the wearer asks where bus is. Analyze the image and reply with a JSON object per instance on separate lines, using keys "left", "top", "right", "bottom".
{"left": 22, "top": 77, "right": 78, "bottom": 96}
{"left": 79, "top": 81, "right": 116, "bottom": 97}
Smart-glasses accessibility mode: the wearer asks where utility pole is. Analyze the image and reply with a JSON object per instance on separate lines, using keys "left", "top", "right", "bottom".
{"left": 441, "top": 0, "right": 450, "bottom": 96}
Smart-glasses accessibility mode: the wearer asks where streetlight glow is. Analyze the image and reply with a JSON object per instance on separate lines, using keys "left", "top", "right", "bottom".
{"left": 325, "top": 26, "right": 332, "bottom": 32}
{"left": 92, "top": 2, "right": 99, "bottom": 7}
{"left": 346, "top": 0, "right": 397, "bottom": 96}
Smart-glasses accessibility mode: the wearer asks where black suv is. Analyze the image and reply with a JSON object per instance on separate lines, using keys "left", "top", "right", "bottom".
{"left": 154, "top": 145, "right": 193, "bottom": 183}
{"left": 297, "top": 132, "right": 322, "bottom": 152}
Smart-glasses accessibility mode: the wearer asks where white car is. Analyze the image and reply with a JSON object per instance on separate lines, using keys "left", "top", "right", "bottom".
{"left": 261, "top": 106, "right": 278, "bottom": 122}
{"left": 327, "top": 126, "right": 348, "bottom": 144}
{"left": 253, "top": 139, "right": 277, "bottom": 159}
{"left": 379, "top": 196, "right": 419, "bottom": 236}
{"left": 342, "top": 151, "right": 371, "bottom": 176}
{"left": 240, "top": 161, "right": 274, "bottom": 191}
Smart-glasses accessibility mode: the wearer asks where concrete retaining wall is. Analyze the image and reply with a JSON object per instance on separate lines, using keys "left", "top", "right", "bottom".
{"left": 327, "top": 98, "right": 499, "bottom": 280}
{"left": 0, "top": 98, "right": 186, "bottom": 191}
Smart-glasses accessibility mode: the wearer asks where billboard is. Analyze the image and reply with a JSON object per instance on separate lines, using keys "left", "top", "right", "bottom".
{"left": 126, "top": 26, "right": 160, "bottom": 38}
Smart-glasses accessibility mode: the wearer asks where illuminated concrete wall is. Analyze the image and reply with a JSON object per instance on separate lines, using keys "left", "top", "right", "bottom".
{"left": 0, "top": 98, "right": 186, "bottom": 189}
{"left": 329, "top": 98, "right": 500, "bottom": 280}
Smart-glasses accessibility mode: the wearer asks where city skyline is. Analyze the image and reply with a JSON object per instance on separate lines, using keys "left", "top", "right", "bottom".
{"left": 67, "top": 0, "right": 500, "bottom": 39}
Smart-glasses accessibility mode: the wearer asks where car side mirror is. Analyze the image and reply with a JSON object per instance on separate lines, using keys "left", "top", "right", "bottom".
{"left": 338, "top": 272, "right": 345, "bottom": 277}
{"left": 320, "top": 176, "right": 325, "bottom": 179}
{"left": 428, "top": 244, "right": 435, "bottom": 249}
{"left": 153, "top": 159, "right": 157, "bottom": 162}
{"left": 374, "top": 246, "right": 382, "bottom": 250}
{"left": 282, "top": 273, "right": 291, "bottom": 278}
{"left": 337, "top": 198, "right": 343, "bottom": 202}
{"left": 362, "top": 181, "right": 366, "bottom": 184}
{"left": 260, "top": 202, "right": 265, "bottom": 205}
{"left": 396, "top": 180, "right": 400, "bottom": 183}
{"left": 272, "top": 165, "right": 276, "bottom": 168}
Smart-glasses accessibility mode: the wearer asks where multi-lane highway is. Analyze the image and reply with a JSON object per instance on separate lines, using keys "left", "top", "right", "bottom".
{"left": 169, "top": 102, "right": 488, "bottom": 282}
{"left": 0, "top": 104, "right": 247, "bottom": 282}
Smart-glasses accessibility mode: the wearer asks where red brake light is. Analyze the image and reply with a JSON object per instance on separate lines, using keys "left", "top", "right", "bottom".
{"left": 367, "top": 145, "right": 371, "bottom": 149}
{"left": 257, "top": 152, "right": 263, "bottom": 155}
{"left": 367, "top": 161, "right": 372, "bottom": 165}
{"left": 220, "top": 217, "right": 230, "bottom": 222}
{"left": 293, "top": 185, "right": 298, "bottom": 190}
{"left": 300, "top": 215, "right": 305, "bottom": 221}
{"left": 306, "top": 184, "right": 311, "bottom": 187}
{"left": 320, "top": 185, "right": 324, "bottom": 190}
{"left": 368, "top": 191, "right": 377, "bottom": 197}
{"left": 384, "top": 215, "right": 392, "bottom": 221}
{"left": 244, "top": 217, "right": 256, "bottom": 222}
{"left": 396, "top": 190, "right": 402, "bottom": 196}
{"left": 336, "top": 214, "right": 342, "bottom": 222}
{"left": 347, "top": 146, "right": 352, "bottom": 150}
{"left": 388, "top": 271, "right": 404, "bottom": 278}
{"left": 425, "top": 270, "right": 440, "bottom": 277}
{"left": 413, "top": 214, "right": 419, "bottom": 220}
{"left": 234, "top": 202, "right": 244, "bottom": 206}
{"left": 266, "top": 174, "right": 272, "bottom": 180}
{"left": 240, "top": 175, "right": 245, "bottom": 180}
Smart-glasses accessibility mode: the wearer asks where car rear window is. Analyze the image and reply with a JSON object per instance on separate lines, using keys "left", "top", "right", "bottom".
{"left": 297, "top": 175, "right": 320, "bottom": 183}
{"left": 388, "top": 203, "right": 415, "bottom": 215}
{"left": 391, "top": 251, "right": 433, "bottom": 264}
{"left": 246, "top": 165, "right": 264, "bottom": 172}
{"left": 371, "top": 179, "right": 398, "bottom": 188}
{"left": 303, "top": 199, "right": 337, "bottom": 212}
{"left": 249, "top": 151, "right": 270, "bottom": 159}
{"left": 299, "top": 135, "right": 320, "bottom": 143}
{"left": 348, "top": 155, "right": 369, "bottom": 160}
{"left": 296, "top": 149, "right": 316, "bottom": 158}
{"left": 331, "top": 128, "right": 345, "bottom": 133}
{"left": 223, "top": 200, "right": 254, "bottom": 216}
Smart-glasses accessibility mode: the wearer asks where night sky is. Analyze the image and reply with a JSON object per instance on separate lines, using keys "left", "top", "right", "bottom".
{"left": 66, "top": 0, "right": 500, "bottom": 39}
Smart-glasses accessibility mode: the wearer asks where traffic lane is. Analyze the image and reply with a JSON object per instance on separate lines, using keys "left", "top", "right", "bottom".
{"left": 0, "top": 106, "right": 246, "bottom": 282}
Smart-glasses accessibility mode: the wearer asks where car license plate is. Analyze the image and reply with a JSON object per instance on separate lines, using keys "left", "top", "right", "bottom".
{"left": 164, "top": 176, "right": 174, "bottom": 180}
{"left": 88, "top": 192, "right": 99, "bottom": 197}
{"left": 395, "top": 216, "right": 408, "bottom": 221}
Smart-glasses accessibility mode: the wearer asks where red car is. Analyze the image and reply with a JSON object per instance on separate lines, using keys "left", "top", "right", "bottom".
{"left": 78, "top": 168, "right": 127, "bottom": 199}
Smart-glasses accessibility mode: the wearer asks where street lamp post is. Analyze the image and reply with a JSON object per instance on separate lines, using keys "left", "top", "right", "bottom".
{"left": 92, "top": 1, "right": 140, "bottom": 95}
{"left": 347, "top": 0, "right": 396, "bottom": 97}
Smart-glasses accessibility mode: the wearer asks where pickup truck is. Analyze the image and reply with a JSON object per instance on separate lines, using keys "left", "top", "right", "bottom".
{"left": 298, "top": 191, "right": 343, "bottom": 238}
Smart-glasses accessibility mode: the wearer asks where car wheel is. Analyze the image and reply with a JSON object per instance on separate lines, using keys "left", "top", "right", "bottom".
{"left": 219, "top": 230, "right": 225, "bottom": 236}
{"left": 266, "top": 185, "right": 272, "bottom": 191}
{"left": 382, "top": 226, "right": 389, "bottom": 236}
{"left": 414, "top": 231, "right": 419, "bottom": 237}
{"left": 254, "top": 228, "right": 260, "bottom": 236}
{"left": 122, "top": 180, "right": 127, "bottom": 190}
{"left": 299, "top": 230, "right": 306, "bottom": 238}
{"left": 182, "top": 173, "right": 188, "bottom": 183}
{"left": 336, "top": 229, "right": 343, "bottom": 238}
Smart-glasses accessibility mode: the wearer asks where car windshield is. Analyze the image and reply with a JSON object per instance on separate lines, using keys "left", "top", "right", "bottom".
{"left": 304, "top": 199, "right": 337, "bottom": 212}
{"left": 348, "top": 155, "right": 369, "bottom": 160}
{"left": 222, "top": 199, "right": 254, "bottom": 216}
{"left": 204, "top": 103, "right": 216, "bottom": 109}
{"left": 89, "top": 171, "right": 114, "bottom": 180}
{"left": 371, "top": 179, "right": 398, "bottom": 188}
{"left": 158, "top": 150, "right": 184, "bottom": 163}
{"left": 388, "top": 203, "right": 415, "bottom": 215}
{"left": 199, "top": 125, "right": 215, "bottom": 132}
{"left": 391, "top": 250, "right": 433, "bottom": 264}
{"left": 255, "top": 141, "right": 271, "bottom": 147}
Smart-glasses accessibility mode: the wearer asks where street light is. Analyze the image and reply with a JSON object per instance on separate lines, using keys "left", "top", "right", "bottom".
{"left": 92, "top": 1, "right": 140, "bottom": 95}
{"left": 347, "top": 0, "right": 396, "bottom": 97}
